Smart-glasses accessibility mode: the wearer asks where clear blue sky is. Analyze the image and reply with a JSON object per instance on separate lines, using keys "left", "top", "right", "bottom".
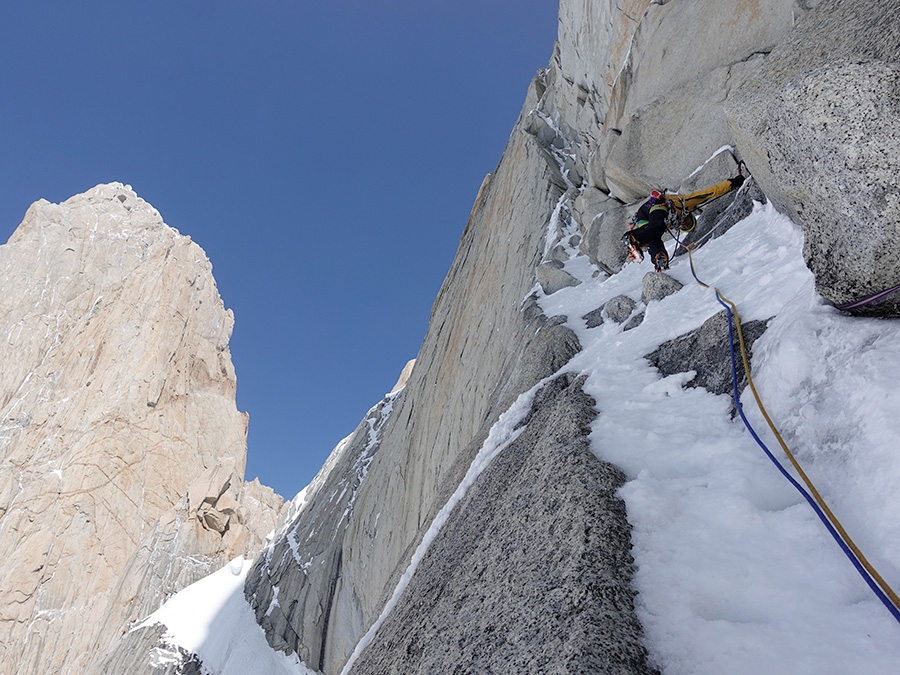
{"left": 0, "top": 1, "right": 559, "bottom": 499}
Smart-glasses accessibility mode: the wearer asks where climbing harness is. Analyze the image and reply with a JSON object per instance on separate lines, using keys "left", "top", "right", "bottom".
{"left": 671, "top": 233, "right": 900, "bottom": 625}
{"left": 627, "top": 190, "right": 693, "bottom": 268}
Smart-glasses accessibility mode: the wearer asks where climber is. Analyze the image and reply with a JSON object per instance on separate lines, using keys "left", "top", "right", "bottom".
{"left": 624, "top": 174, "right": 745, "bottom": 271}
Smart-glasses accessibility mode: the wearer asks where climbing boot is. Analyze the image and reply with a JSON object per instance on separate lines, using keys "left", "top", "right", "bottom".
{"left": 653, "top": 250, "right": 669, "bottom": 272}
{"left": 624, "top": 232, "right": 644, "bottom": 263}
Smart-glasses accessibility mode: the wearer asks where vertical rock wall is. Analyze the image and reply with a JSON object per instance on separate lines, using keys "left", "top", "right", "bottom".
{"left": 344, "top": 374, "right": 656, "bottom": 674}
{"left": 243, "top": 386, "right": 406, "bottom": 671}
{"left": 245, "top": 1, "right": 900, "bottom": 670}
{"left": 7, "top": 0, "right": 898, "bottom": 672}
{"left": 244, "top": 22, "right": 667, "bottom": 664}
{"left": 323, "top": 110, "right": 576, "bottom": 671}
{"left": 244, "top": 75, "right": 631, "bottom": 672}
{"left": 552, "top": 0, "right": 900, "bottom": 314}
{"left": 725, "top": 0, "right": 900, "bottom": 312}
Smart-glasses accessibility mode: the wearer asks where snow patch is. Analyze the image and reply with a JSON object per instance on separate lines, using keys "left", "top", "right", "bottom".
{"left": 137, "top": 557, "right": 314, "bottom": 675}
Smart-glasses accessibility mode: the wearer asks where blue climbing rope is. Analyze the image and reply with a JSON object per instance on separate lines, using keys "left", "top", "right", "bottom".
{"left": 653, "top": 172, "right": 900, "bottom": 623}
{"left": 668, "top": 223, "right": 900, "bottom": 624}
{"left": 715, "top": 290, "right": 900, "bottom": 624}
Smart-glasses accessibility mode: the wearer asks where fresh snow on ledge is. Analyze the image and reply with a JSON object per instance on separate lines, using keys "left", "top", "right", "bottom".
{"left": 538, "top": 200, "right": 900, "bottom": 674}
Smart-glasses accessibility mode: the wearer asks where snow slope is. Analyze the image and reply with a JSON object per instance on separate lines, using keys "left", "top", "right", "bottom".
{"left": 539, "top": 200, "right": 900, "bottom": 674}
{"left": 137, "top": 557, "right": 313, "bottom": 675}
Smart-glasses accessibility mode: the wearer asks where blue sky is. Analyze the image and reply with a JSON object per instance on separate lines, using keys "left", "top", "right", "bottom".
{"left": 0, "top": 1, "right": 559, "bottom": 499}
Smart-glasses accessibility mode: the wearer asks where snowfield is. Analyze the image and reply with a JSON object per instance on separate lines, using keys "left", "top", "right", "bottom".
{"left": 539, "top": 199, "right": 900, "bottom": 674}
{"left": 142, "top": 199, "right": 900, "bottom": 674}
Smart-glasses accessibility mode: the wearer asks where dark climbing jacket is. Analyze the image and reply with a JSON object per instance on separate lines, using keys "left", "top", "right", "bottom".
{"left": 631, "top": 192, "right": 662, "bottom": 229}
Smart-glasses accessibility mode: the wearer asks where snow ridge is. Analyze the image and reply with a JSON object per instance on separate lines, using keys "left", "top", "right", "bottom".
{"left": 340, "top": 380, "right": 548, "bottom": 675}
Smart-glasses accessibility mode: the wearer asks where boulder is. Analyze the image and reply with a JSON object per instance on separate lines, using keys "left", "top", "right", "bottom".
{"left": 579, "top": 203, "right": 632, "bottom": 273}
{"left": 605, "top": 294, "right": 637, "bottom": 324}
{"left": 624, "top": 312, "right": 645, "bottom": 331}
{"left": 646, "top": 310, "right": 769, "bottom": 400}
{"left": 582, "top": 306, "right": 605, "bottom": 329}
{"left": 766, "top": 62, "right": 900, "bottom": 312}
{"left": 725, "top": 0, "right": 900, "bottom": 314}
{"left": 641, "top": 272, "right": 683, "bottom": 304}
{"left": 537, "top": 260, "right": 582, "bottom": 294}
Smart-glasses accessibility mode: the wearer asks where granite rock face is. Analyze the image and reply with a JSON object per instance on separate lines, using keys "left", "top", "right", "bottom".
{"left": 0, "top": 184, "right": 283, "bottom": 674}
{"left": 641, "top": 272, "right": 683, "bottom": 304}
{"left": 605, "top": 295, "right": 637, "bottom": 325}
{"left": 8, "top": 0, "right": 900, "bottom": 672}
{"left": 725, "top": 0, "right": 900, "bottom": 313}
{"left": 646, "top": 311, "right": 770, "bottom": 401}
{"left": 547, "top": 0, "right": 899, "bottom": 313}
{"left": 243, "top": 386, "right": 402, "bottom": 671}
{"left": 537, "top": 259, "right": 582, "bottom": 294}
{"left": 89, "top": 470, "right": 285, "bottom": 674}
{"left": 92, "top": 623, "right": 204, "bottom": 675}
{"left": 550, "top": 0, "right": 801, "bottom": 200}
{"left": 345, "top": 374, "right": 658, "bottom": 675}
{"left": 242, "top": 77, "right": 621, "bottom": 674}
{"left": 754, "top": 61, "right": 900, "bottom": 312}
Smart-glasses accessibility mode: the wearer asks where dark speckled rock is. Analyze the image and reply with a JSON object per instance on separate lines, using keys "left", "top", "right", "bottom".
{"left": 646, "top": 310, "right": 769, "bottom": 404}
{"left": 346, "top": 374, "right": 658, "bottom": 675}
